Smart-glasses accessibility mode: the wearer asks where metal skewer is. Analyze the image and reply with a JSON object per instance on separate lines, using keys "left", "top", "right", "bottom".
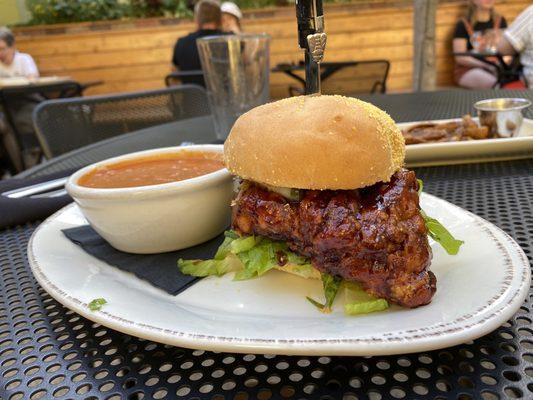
{"left": 295, "top": 0, "right": 327, "bottom": 95}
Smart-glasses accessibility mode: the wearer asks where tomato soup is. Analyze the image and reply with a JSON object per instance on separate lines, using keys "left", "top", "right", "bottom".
{"left": 78, "top": 151, "right": 224, "bottom": 189}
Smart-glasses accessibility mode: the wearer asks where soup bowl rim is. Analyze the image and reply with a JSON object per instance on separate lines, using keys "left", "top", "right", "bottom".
{"left": 66, "top": 145, "right": 230, "bottom": 201}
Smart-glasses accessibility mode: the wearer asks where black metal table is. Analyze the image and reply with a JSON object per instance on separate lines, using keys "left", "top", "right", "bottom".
{"left": 272, "top": 61, "right": 389, "bottom": 95}
{"left": 1, "top": 90, "right": 533, "bottom": 400}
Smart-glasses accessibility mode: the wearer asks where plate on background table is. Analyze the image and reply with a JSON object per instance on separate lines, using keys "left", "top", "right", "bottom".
{"left": 402, "top": 118, "right": 533, "bottom": 167}
{"left": 28, "top": 193, "right": 530, "bottom": 356}
{"left": 0, "top": 76, "right": 70, "bottom": 88}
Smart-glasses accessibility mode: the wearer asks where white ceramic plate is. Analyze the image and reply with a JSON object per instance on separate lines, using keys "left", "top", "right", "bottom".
{"left": 403, "top": 118, "right": 533, "bottom": 167}
{"left": 28, "top": 193, "right": 530, "bottom": 356}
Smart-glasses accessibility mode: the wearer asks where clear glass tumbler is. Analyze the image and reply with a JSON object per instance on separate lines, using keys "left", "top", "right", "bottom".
{"left": 197, "top": 34, "right": 270, "bottom": 140}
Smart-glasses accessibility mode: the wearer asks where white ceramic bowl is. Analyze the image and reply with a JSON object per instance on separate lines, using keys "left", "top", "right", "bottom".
{"left": 66, "top": 145, "right": 233, "bottom": 254}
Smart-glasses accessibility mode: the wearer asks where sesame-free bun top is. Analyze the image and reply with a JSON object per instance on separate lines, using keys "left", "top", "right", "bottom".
{"left": 224, "top": 95, "right": 405, "bottom": 190}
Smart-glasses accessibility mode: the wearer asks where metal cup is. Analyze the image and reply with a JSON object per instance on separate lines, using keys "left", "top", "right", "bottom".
{"left": 474, "top": 98, "right": 532, "bottom": 138}
{"left": 197, "top": 34, "right": 271, "bottom": 140}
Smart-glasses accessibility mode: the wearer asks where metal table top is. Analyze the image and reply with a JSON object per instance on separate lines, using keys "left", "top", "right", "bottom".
{"left": 2, "top": 89, "right": 533, "bottom": 400}
{"left": 18, "top": 89, "right": 533, "bottom": 180}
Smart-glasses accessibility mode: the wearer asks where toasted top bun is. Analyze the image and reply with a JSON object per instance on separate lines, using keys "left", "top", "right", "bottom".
{"left": 224, "top": 95, "right": 405, "bottom": 190}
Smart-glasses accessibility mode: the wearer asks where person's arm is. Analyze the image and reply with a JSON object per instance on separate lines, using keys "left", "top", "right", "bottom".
{"left": 497, "top": 36, "right": 517, "bottom": 56}
{"left": 453, "top": 38, "right": 496, "bottom": 70}
{"left": 498, "top": 6, "right": 532, "bottom": 56}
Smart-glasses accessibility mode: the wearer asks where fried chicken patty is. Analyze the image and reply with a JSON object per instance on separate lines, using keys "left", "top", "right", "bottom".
{"left": 232, "top": 170, "right": 436, "bottom": 308}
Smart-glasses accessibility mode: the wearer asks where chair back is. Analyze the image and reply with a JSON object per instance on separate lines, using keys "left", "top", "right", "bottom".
{"left": 320, "top": 60, "right": 390, "bottom": 95}
{"left": 165, "top": 71, "right": 205, "bottom": 87}
{"left": 33, "top": 85, "right": 210, "bottom": 158}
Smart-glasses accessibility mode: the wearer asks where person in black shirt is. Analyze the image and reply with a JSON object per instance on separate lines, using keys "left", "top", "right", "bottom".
{"left": 453, "top": 0, "right": 507, "bottom": 89}
{"left": 172, "top": 0, "right": 225, "bottom": 87}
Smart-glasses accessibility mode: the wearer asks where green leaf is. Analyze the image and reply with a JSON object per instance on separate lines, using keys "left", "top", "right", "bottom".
{"left": 421, "top": 210, "right": 464, "bottom": 255}
{"left": 417, "top": 179, "right": 463, "bottom": 255}
{"left": 178, "top": 254, "right": 243, "bottom": 277}
{"left": 179, "top": 230, "right": 316, "bottom": 281}
{"left": 233, "top": 240, "right": 281, "bottom": 280}
{"left": 88, "top": 298, "right": 107, "bottom": 311}
{"left": 306, "top": 296, "right": 326, "bottom": 310}
{"left": 343, "top": 281, "right": 389, "bottom": 315}
{"left": 345, "top": 299, "right": 389, "bottom": 315}
{"left": 214, "top": 230, "right": 254, "bottom": 260}
{"left": 230, "top": 235, "right": 258, "bottom": 254}
{"left": 417, "top": 178, "right": 424, "bottom": 196}
{"left": 307, "top": 273, "right": 342, "bottom": 313}
{"left": 277, "top": 263, "right": 319, "bottom": 280}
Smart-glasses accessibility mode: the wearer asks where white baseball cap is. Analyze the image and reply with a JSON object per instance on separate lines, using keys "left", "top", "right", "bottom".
{"left": 221, "top": 2, "right": 243, "bottom": 20}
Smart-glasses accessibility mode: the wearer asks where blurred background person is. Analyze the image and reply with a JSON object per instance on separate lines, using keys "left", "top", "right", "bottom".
{"left": 0, "top": 27, "right": 39, "bottom": 79}
{"left": 498, "top": 5, "right": 533, "bottom": 87}
{"left": 221, "top": 2, "right": 243, "bottom": 34}
{"left": 0, "top": 27, "right": 41, "bottom": 174}
{"left": 453, "top": 0, "right": 507, "bottom": 89}
{"left": 172, "top": 0, "right": 224, "bottom": 86}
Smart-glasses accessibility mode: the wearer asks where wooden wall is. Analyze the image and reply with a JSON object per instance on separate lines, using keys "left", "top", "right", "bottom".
{"left": 14, "top": 0, "right": 529, "bottom": 99}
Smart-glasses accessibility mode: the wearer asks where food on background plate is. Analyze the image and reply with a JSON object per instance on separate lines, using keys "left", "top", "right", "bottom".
{"left": 179, "top": 95, "right": 463, "bottom": 314}
{"left": 402, "top": 115, "right": 489, "bottom": 144}
{"left": 78, "top": 151, "right": 224, "bottom": 189}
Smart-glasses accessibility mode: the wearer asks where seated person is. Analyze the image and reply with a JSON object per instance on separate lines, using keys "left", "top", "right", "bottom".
{"left": 221, "top": 2, "right": 243, "bottom": 34}
{"left": 453, "top": 0, "right": 507, "bottom": 89}
{"left": 172, "top": 0, "right": 224, "bottom": 87}
{"left": 0, "top": 27, "right": 39, "bottom": 79}
{"left": 0, "top": 27, "right": 41, "bottom": 172}
{"left": 497, "top": 5, "right": 533, "bottom": 88}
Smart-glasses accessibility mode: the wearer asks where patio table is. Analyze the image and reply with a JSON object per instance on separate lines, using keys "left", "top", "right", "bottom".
{"left": 1, "top": 89, "right": 532, "bottom": 400}
{"left": 272, "top": 61, "right": 389, "bottom": 95}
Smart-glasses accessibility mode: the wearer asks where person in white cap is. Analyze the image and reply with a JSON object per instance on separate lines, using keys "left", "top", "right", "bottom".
{"left": 221, "top": 2, "right": 243, "bottom": 34}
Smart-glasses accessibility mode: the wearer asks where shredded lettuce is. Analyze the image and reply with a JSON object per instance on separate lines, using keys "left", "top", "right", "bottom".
{"left": 417, "top": 179, "right": 464, "bottom": 255}
{"left": 88, "top": 298, "right": 107, "bottom": 311}
{"left": 345, "top": 299, "right": 389, "bottom": 315}
{"left": 178, "top": 232, "right": 390, "bottom": 316}
{"left": 343, "top": 282, "right": 389, "bottom": 315}
{"left": 417, "top": 178, "right": 424, "bottom": 195}
{"left": 276, "top": 263, "right": 320, "bottom": 280}
{"left": 306, "top": 273, "right": 342, "bottom": 313}
{"left": 421, "top": 210, "right": 464, "bottom": 255}
{"left": 178, "top": 231, "right": 314, "bottom": 281}
{"left": 178, "top": 254, "right": 242, "bottom": 277}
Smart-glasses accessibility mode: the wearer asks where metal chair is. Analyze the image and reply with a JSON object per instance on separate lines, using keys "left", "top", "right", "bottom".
{"left": 288, "top": 60, "right": 390, "bottom": 96}
{"left": 165, "top": 71, "right": 205, "bottom": 87}
{"left": 33, "top": 85, "right": 210, "bottom": 158}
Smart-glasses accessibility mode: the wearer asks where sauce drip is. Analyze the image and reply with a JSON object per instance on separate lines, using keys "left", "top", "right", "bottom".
{"left": 78, "top": 152, "right": 224, "bottom": 189}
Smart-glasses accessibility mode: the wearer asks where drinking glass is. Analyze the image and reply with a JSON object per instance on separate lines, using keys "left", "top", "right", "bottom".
{"left": 197, "top": 34, "right": 270, "bottom": 140}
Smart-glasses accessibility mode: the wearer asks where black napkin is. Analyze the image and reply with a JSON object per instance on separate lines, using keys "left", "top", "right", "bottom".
{"left": 63, "top": 225, "right": 225, "bottom": 295}
{"left": 0, "top": 169, "right": 78, "bottom": 229}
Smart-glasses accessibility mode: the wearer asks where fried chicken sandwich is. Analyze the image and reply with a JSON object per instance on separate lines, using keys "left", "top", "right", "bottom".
{"left": 179, "top": 95, "right": 463, "bottom": 314}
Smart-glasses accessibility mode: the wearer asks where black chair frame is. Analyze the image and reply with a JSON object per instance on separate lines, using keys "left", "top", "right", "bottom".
{"left": 33, "top": 84, "right": 209, "bottom": 159}
{"left": 165, "top": 70, "right": 204, "bottom": 87}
